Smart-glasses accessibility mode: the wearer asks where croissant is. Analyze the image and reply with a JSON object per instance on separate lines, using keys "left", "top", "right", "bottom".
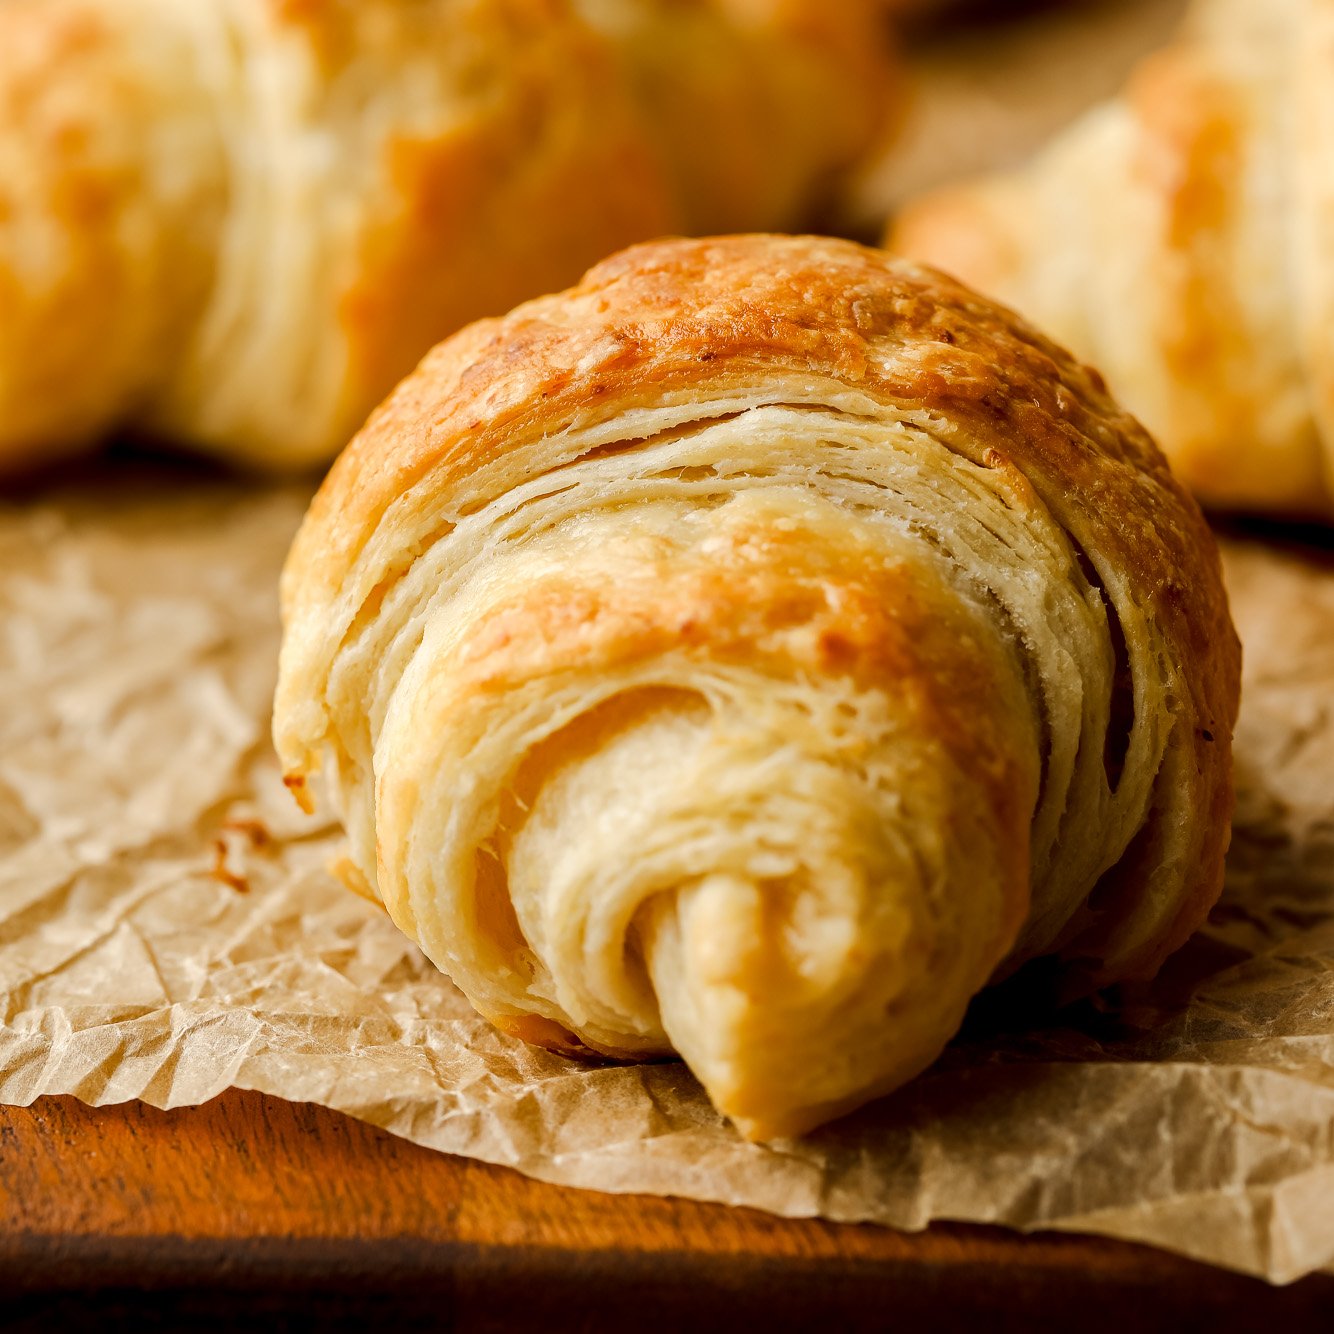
{"left": 273, "top": 234, "right": 1239, "bottom": 1140}
{"left": 0, "top": 0, "right": 887, "bottom": 474}
{"left": 889, "top": 0, "right": 1334, "bottom": 518}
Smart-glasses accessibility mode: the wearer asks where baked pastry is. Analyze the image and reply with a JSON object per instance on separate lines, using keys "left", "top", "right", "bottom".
{"left": 889, "top": 0, "right": 1334, "bottom": 518}
{"left": 0, "top": 0, "right": 887, "bottom": 474}
{"left": 273, "top": 234, "right": 1239, "bottom": 1140}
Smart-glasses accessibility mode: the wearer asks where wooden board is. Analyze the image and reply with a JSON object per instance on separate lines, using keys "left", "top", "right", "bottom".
{"left": 2, "top": 1092, "right": 1331, "bottom": 1331}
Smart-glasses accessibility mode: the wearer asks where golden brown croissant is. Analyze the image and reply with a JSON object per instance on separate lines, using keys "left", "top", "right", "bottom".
{"left": 273, "top": 234, "right": 1239, "bottom": 1140}
{"left": 0, "top": 0, "right": 887, "bottom": 473}
{"left": 889, "top": 0, "right": 1334, "bottom": 518}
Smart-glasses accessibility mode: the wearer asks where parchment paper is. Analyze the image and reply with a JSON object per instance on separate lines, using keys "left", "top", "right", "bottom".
{"left": 1, "top": 464, "right": 1332, "bottom": 1284}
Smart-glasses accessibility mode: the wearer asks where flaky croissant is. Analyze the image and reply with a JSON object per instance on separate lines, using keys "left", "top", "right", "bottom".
{"left": 890, "top": 0, "right": 1334, "bottom": 518}
{"left": 0, "top": 0, "right": 886, "bottom": 474}
{"left": 273, "top": 234, "right": 1239, "bottom": 1140}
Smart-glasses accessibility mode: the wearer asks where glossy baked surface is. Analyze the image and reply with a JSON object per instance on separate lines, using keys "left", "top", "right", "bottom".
{"left": 275, "top": 234, "right": 1239, "bottom": 1138}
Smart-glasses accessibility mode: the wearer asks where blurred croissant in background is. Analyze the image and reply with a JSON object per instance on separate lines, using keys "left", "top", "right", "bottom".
{"left": 0, "top": 0, "right": 890, "bottom": 473}
{"left": 890, "top": 0, "right": 1334, "bottom": 519}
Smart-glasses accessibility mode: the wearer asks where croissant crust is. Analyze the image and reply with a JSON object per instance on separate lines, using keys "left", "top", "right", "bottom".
{"left": 275, "top": 234, "right": 1239, "bottom": 1139}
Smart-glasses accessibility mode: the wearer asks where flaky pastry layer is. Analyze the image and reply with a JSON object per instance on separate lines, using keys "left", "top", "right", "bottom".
{"left": 275, "top": 235, "right": 1239, "bottom": 1139}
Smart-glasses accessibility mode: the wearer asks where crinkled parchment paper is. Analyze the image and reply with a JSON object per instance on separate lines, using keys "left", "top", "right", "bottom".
{"left": 1, "top": 465, "right": 1332, "bottom": 1284}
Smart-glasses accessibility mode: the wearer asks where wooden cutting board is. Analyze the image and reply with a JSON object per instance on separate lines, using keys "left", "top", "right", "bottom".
{"left": 3, "top": 1091, "right": 1331, "bottom": 1331}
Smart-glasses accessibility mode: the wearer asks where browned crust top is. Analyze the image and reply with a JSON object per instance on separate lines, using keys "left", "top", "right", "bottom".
{"left": 287, "top": 232, "right": 1241, "bottom": 974}
{"left": 299, "top": 235, "right": 1235, "bottom": 666}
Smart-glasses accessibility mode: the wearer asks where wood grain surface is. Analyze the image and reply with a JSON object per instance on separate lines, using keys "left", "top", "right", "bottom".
{"left": 2, "top": 1092, "right": 1331, "bottom": 1332}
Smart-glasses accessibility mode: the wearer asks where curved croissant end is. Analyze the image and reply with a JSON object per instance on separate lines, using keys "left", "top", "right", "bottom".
{"left": 890, "top": 0, "right": 1334, "bottom": 518}
{"left": 274, "top": 234, "right": 1239, "bottom": 1140}
{"left": 0, "top": 0, "right": 888, "bottom": 473}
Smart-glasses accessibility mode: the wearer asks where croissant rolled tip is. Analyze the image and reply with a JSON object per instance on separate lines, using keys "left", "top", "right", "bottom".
{"left": 488, "top": 1003, "right": 864, "bottom": 1142}
{"left": 721, "top": 1100, "right": 850, "bottom": 1146}
{"left": 703, "top": 1043, "right": 942, "bottom": 1143}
